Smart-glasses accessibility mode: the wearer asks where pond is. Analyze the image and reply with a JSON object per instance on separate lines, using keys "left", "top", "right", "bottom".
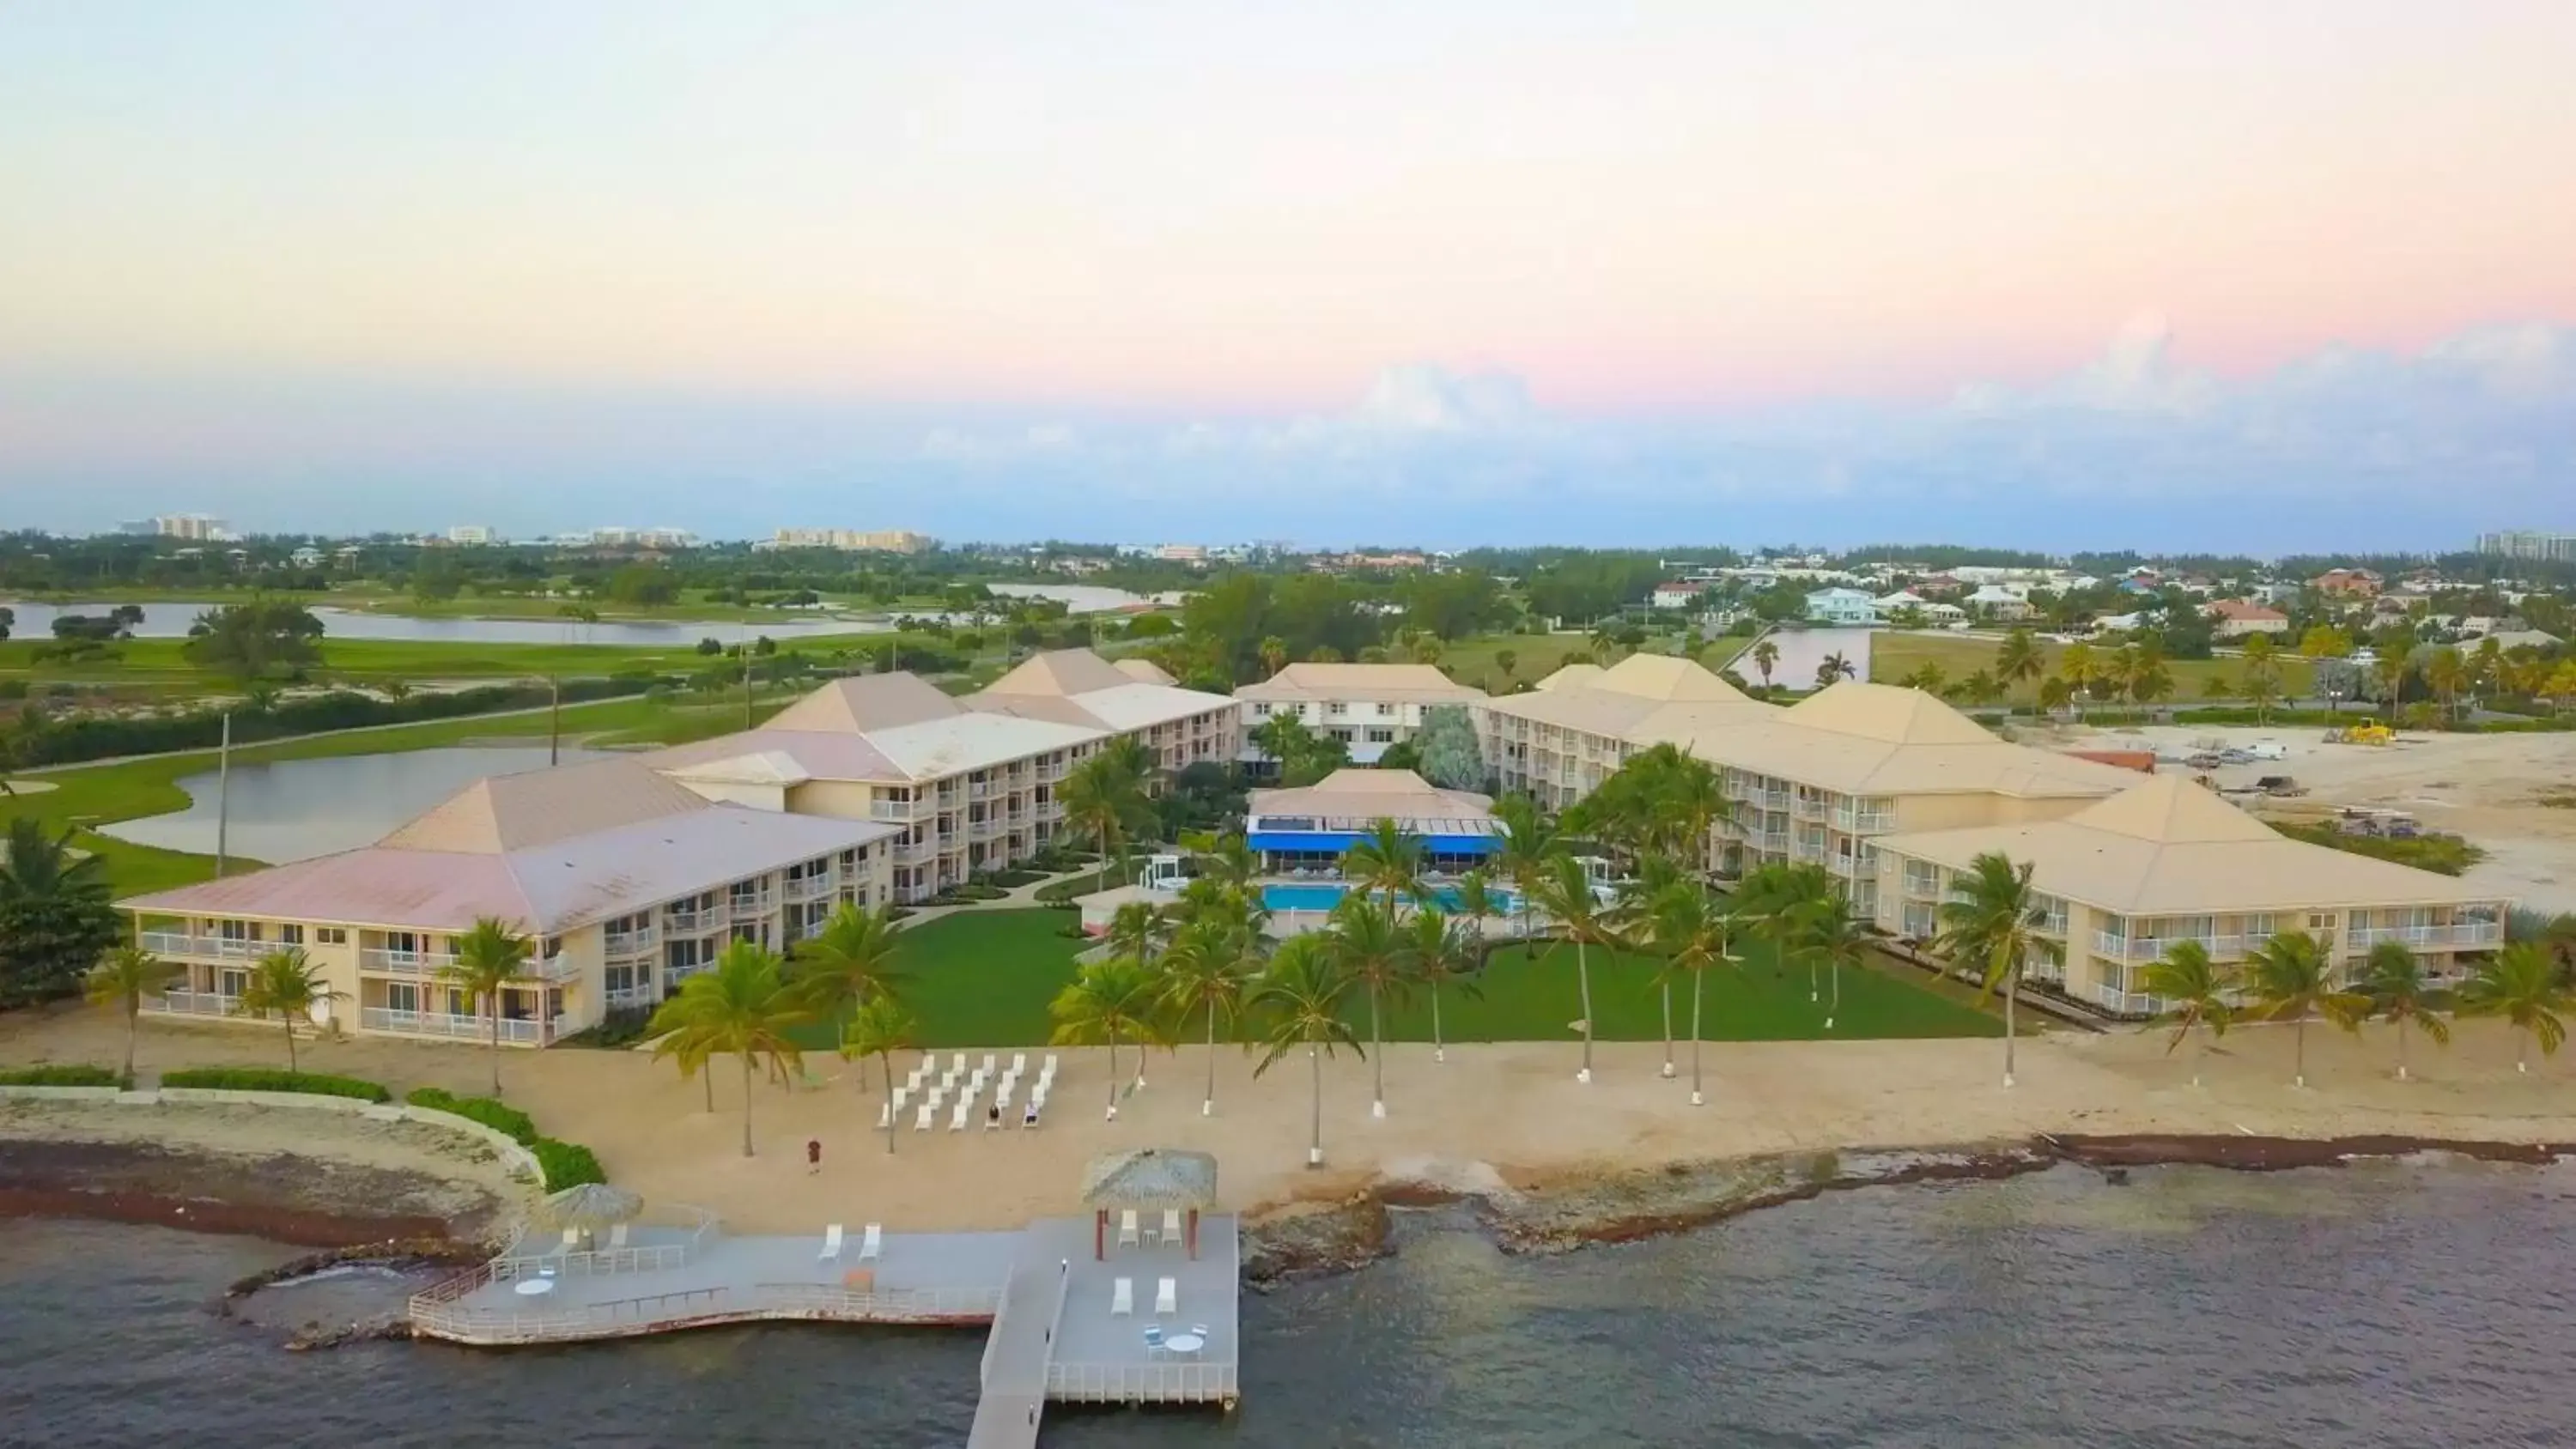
{"left": 97, "top": 746, "right": 606, "bottom": 864}
{"left": 981, "top": 583, "right": 1158, "bottom": 614}
{"left": 1714, "top": 627, "right": 1876, "bottom": 689}
{"left": 0, "top": 600, "right": 891, "bottom": 646}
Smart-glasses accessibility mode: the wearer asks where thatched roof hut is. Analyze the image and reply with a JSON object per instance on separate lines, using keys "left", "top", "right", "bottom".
{"left": 1081, "top": 1149, "right": 1218, "bottom": 1258}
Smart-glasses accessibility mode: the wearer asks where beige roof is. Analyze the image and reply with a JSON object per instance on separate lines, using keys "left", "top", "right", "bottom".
{"left": 1594, "top": 653, "right": 1753, "bottom": 702}
{"left": 966, "top": 648, "right": 1233, "bottom": 732}
{"left": 641, "top": 729, "right": 909, "bottom": 785}
{"left": 1236, "top": 662, "right": 1485, "bottom": 705}
{"left": 378, "top": 757, "right": 713, "bottom": 854}
{"left": 1112, "top": 658, "right": 1177, "bottom": 685}
{"left": 1248, "top": 767, "right": 1494, "bottom": 824}
{"left": 1873, "top": 776, "right": 2503, "bottom": 916}
{"left": 1680, "top": 686, "right": 2138, "bottom": 798}
{"left": 1533, "top": 663, "right": 1605, "bottom": 691}
{"left": 766, "top": 673, "right": 964, "bottom": 732}
{"left": 1485, "top": 655, "right": 1777, "bottom": 738}
{"left": 981, "top": 648, "right": 1135, "bottom": 697}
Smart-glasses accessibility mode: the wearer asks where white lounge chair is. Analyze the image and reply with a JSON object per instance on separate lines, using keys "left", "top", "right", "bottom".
{"left": 950, "top": 1052, "right": 966, "bottom": 1076}
{"left": 1043, "top": 1053, "right": 1059, "bottom": 1076}
{"left": 819, "top": 1224, "right": 844, "bottom": 1262}
{"left": 1118, "top": 1210, "right": 1140, "bottom": 1247}
{"left": 860, "top": 1223, "right": 882, "bottom": 1263}
{"left": 608, "top": 1222, "right": 629, "bottom": 1249}
{"left": 914, "top": 1105, "right": 934, "bottom": 1131}
{"left": 920, "top": 1050, "right": 936, "bottom": 1075}
{"left": 926, "top": 1087, "right": 945, "bottom": 1111}
{"left": 877, "top": 1102, "right": 891, "bottom": 1129}
{"left": 980, "top": 1052, "right": 996, "bottom": 1076}
{"left": 949, "top": 1101, "right": 969, "bottom": 1131}
{"left": 1163, "top": 1208, "right": 1183, "bottom": 1244}
{"left": 1156, "top": 1276, "right": 1177, "bottom": 1315}
{"left": 1110, "top": 1276, "right": 1133, "bottom": 1316}
{"left": 1011, "top": 1052, "right": 1028, "bottom": 1075}
{"left": 892, "top": 1086, "right": 909, "bottom": 1111}
{"left": 995, "top": 1082, "right": 1013, "bottom": 1109}
{"left": 1030, "top": 1085, "right": 1048, "bottom": 1112}
{"left": 562, "top": 1226, "right": 581, "bottom": 1251}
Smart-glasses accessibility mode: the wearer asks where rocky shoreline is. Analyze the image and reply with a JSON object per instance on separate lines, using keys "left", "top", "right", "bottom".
{"left": 1240, "top": 1131, "right": 2575, "bottom": 1282}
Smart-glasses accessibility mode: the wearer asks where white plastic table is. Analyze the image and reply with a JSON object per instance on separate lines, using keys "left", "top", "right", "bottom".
{"left": 514, "top": 1278, "right": 556, "bottom": 1297}
{"left": 1163, "top": 1331, "right": 1205, "bottom": 1355}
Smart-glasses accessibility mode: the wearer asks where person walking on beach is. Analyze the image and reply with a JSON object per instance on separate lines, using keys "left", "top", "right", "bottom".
{"left": 806, "top": 1138, "right": 822, "bottom": 1175}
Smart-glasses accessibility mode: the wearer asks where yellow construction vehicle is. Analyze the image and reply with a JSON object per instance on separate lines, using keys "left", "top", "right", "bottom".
{"left": 2324, "top": 723, "right": 2394, "bottom": 746}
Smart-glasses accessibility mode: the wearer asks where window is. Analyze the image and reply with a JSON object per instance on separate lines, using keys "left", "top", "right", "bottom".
{"left": 1326, "top": 702, "right": 1347, "bottom": 717}
{"left": 385, "top": 982, "right": 420, "bottom": 1013}
{"left": 277, "top": 924, "right": 305, "bottom": 945}
{"left": 1251, "top": 702, "right": 1272, "bottom": 717}
{"left": 315, "top": 927, "right": 347, "bottom": 946}
{"left": 606, "top": 964, "right": 638, "bottom": 994}
{"left": 1366, "top": 727, "right": 1394, "bottom": 743}
{"left": 1375, "top": 702, "right": 1394, "bottom": 716}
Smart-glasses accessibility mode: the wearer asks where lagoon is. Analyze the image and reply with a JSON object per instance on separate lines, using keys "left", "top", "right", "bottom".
{"left": 97, "top": 746, "right": 605, "bottom": 864}
{"left": 0, "top": 600, "right": 890, "bottom": 646}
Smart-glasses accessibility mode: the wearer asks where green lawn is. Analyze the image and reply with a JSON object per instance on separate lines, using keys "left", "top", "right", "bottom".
{"left": 1866, "top": 632, "right": 2316, "bottom": 703}
{"left": 796, "top": 908, "right": 2002, "bottom": 1050}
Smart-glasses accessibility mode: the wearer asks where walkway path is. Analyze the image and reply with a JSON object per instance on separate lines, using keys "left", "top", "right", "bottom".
{"left": 965, "top": 1234, "right": 1072, "bottom": 1448}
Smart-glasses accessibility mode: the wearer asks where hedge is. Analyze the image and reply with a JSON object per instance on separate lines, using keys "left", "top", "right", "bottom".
{"left": 406, "top": 1085, "right": 606, "bottom": 1189}
{"left": 0, "top": 1064, "right": 122, "bottom": 1087}
{"left": 159, "top": 1068, "right": 391, "bottom": 1102}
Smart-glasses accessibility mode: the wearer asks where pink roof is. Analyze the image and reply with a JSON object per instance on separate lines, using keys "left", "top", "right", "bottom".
{"left": 123, "top": 849, "right": 535, "bottom": 933}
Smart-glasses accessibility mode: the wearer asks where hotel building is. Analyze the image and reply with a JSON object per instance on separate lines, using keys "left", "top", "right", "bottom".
{"left": 1235, "top": 663, "right": 1487, "bottom": 769}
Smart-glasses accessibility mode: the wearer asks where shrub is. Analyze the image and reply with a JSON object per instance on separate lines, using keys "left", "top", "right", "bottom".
{"left": 2272, "top": 822, "right": 2486, "bottom": 876}
{"left": 404, "top": 1086, "right": 538, "bottom": 1144}
{"left": 0, "top": 1064, "right": 121, "bottom": 1087}
{"left": 555, "top": 1006, "right": 656, "bottom": 1049}
{"left": 532, "top": 1137, "right": 606, "bottom": 1189}
{"left": 160, "top": 1068, "right": 390, "bottom": 1102}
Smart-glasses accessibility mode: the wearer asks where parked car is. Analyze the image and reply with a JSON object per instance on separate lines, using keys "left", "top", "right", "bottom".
{"left": 2245, "top": 739, "right": 2288, "bottom": 761}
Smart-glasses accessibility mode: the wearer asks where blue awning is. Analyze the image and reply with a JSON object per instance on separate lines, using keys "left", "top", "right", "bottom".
{"left": 1249, "top": 832, "right": 1499, "bottom": 855}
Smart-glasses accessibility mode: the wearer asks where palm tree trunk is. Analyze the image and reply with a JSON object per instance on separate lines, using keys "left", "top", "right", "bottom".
{"left": 283, "top": 1017, "right": 298, "bottom": 1074}
{"left": 489, "top": 997, "right": 503, "bottom": 1096}
{"left": 1826, "top": 955, "right": 1842, "bottom": 1031}
{"left": 882, "top": 1052, "right": 897, "bottom": 1153}
{"left": 1369, "top": 985, "right": 1385, "bottom": 1117}
{"left": 2518, "top": 1025, "right": 2529, "bottom": 1073}
{"left": 1576, "top": 936, "right": 1596, "bottom": 1082}
{"left": 1659, "top": 982, "right": 1675, "bottom": 1078}
{"left": 2293, "top": 1013, "right": 2307, "bottom": 1087}
{"left": 1431, "top": 980, "right": 1445, "bottom": 1064}
{"left": 2192, "top": 1023, "right": 2205, "bottom": 1087}
{"left": 1204, "top": 1001, "right": 1218, "bottom": 1118}
{"left": 1106, "top": 1033, "right": 1120, "bottom": 1116}
{"left": 702, "top": 1064, "right": 714, "bottom": 1113}
{"left": 1308, "top": 1042, "right": 1323, "bottom": 1166}
{"left": 123, "top": 1007, "right": 138, "bottom": 1085}
{"left": 1689, "top": 970, "right": 1705, "bottom": 1106}
{"left": 2001, "top": 972, "right": 2017, "bottom": 1088}
{"left": 740, "top": 1054, "right": 756, "bottom": 1156}
{"left": 2397, "top": 1017, "right": 2410, "bottom": 1081}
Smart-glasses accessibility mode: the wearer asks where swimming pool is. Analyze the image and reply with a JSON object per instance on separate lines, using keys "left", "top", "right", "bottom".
{"left": 1261, "top": 882, "right": 1516, "bottom": 914}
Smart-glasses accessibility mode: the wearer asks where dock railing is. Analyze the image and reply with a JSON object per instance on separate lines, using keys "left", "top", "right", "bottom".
{"left": 1045, "top": 1361, "right": 1240, "bottom": 1404}
{"left": 408, "top": 1277, "right": 1004, "bottom": 1344}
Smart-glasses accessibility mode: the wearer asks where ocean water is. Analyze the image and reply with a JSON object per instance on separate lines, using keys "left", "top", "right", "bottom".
{"left": 3, "top": 1162, "right": 2569, "bottom": 1448}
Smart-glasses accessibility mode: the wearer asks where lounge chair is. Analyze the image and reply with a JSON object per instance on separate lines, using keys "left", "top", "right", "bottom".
{"left": 914, "top": 1105, "right": 933, "bottom": 1131}
{"left": 1142, "top": 1323, "right": 1166, "bottom": 1356}
{"left": 1023, "top": 1101, "right": 1040, "bottom": 1128}
{"left": 562, "top": 1226, "right": 581, "bottom": 1251}
{"left": 920, "top": 1050, "right": 936, "bottom": 1075}
{"left": 819, "top": 1224, "right": 844, "bottom": 1262}
{"left": 1155, "top": 1276, "right": 1177, "bottom": 1315}
{"left": 1110, "top": 1276, "right": 1133, "bottom": 1316}
{"left": 949, "top": 1101, "right": 969, "bottom": 1131}
{"left": 1162, "top": 1208, "right": 1183, "bottom": 1244}
{"left": 1030, "top": 1085, "right": 1048, "bottom": 1112}
{"left": 1042, "top": 1053, "right": 1059, "bottom": 1076}
{"left": 860, "top": 1223, "right": 882, "bottom": 1263}
{"left": 949, "top": 1052, "right": 967, "bottom": 1076}
{"left": 980, "top": 1052, "right": 997, "bottom": 1076}
{"left": 876, "top": 1101, "right": 891, "bottom": 1129}
{"left": 995, "top": 1082, "right": 1013, "bottom": 1109}
{"left": 1118, "top": 1210, "right": 1140, "bottom": 1247}
{"left": 1011, "top": 1052, "right": 1028, "bottom": 1076}
{"left": 892, "top": 1086, "right": 909, "bottom": 1111}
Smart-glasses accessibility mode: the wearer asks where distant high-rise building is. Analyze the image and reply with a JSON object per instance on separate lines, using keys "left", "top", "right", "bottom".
{"left": 2477, "top": 530, "right": 2576, "bottom": 564}
{"left": 767, "top": 528, "right": 934, "bottom": 554}
{"left": 150, "top": 513, "right": 232, "bottom": 541}
{"left": 447, "top": 524, "right": 500, "bottom": 545}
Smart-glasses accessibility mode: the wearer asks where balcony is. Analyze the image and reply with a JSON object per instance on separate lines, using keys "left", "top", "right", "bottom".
{"left": 361, "top": 1007, "right": 560, "bottom": 1046}
{"left": 605, "top": 926, "right": 659, "bottom": 957}
{"left": 894, "top": 840, "right": 937, "bottom": 864}
{"left": 361, "top": 947, "right": 459, "bottom": 976}
{"left": 144, "top": 989, "right": 241, "bottom": 1018}
{"left": 969, "top": 817, "right": 1002, "bottom": 840}
{"left": 1793, "top": 797, "right": 1829, "bottom": 822}
{"left": 1827, "top": 852, "right": 1877, "bottom": 882}
{"left": 1791, "top": 839, "right": 1827, "bottom": 864}
{"left": 728, "top": 891, "right": 775, "bottom": 917}
{"left": 869, "top": 801, "right": 919, "bottom": 823}
{"left": 2349, "top": 922, "right": 2503, "bottom": 950}
{"left": 1901, "top": 872, "right": 1942, "bottom": 900}
{"left": 784, "top": 875, "right": 836, "bottom": 904}
{"left": 1748, "top": 831, "right": 1790, "bottom": 854}
{"left": 1832, "top": 805, "right": 1898, "bottom": 834}
{"left": 137, "top": 931, "right": 265, "bottom": 961}
{"left": 604, "top": 985, "right": 655, "bottom": 1010}
{"left": 665, "top": 904, "right": 730, "bottom": 935}
{"left": 2086, "top": 982, "right": 2166, "bottom": 1018}
{"left": 2093, "top": 933, "right": 2245, "bottom": 962}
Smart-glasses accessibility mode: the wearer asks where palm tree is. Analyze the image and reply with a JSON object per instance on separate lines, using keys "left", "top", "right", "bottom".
{"left": 1747, "top": 636, "right": 1779, "bottom": 690}
{"left": 2057, "top": 640, "right": 2095, "bottom": 719}
{"left": 1247, "top": 936, "right": 1362, "bottom": 1167}
{"left": 1529, "top": 853, "right": 1615, "bottom": 1082}
{"left": 1048, "top": 955, "right": 1163, "bottom": 1118}
{"left": 788, "top": 903, "right": 908, "bottom": 1090}
{"left": 840, "top": 995, "right": 916, "bottom": 1154}
{"left": 1060, "top": 743, "right": 1155, "bottom": 879}
{"left": 1814, "top": 652, "right": 1856, "bottom": 690}
{"left": 1156, "top": 915, "right": 1254, "bottom": 1117}
{"left": 2243, "top": 930, "right": 2368, "bottom": 1088}
{"left": 2139, "top": 939, "right": 2234, "bottom": 1086}
{"left": 1406, "top": 905, "right": 1480, "bottom": 1067}
{"left": 437, "top": 916, "right": 534, "bottom": 1096}
{"left": 1931, "top": 852, "right": 2062, "bottom": 1087}
{"left": 233, "top": 947, "right": 344, "bottom": 1073}
{"left": 643, "top": 940, "right": 807, "bottom": 1155}
{"left": 1649, "top": 882, "right": 1738, "bottom": 1106}
{"left": 2037, "top": 675, "right": 2075, "bottom": 720}
{"left": 2373, "top": 650, "right": 2409, "bottom": 720}
{"left": 2459, "top": 943, "right": 2568, "bottom": 1074}
{"left": 1995, "top": 628, "right": 2046, "bottom": 698}
{"left": 2360, "top": 939, "right": 2449, "bottom": 1082}
{"left": 1736, "top": 861, "right": 1832, "bottom": 1003}
{"left": 2424, "top": 646, "right": 2470, "bottom": 724}
{"left": 1490, "top": 793, "right": 1561, "bottom": 957}
{"left": 1327, "top": 895, "right": 1417, "bottom": 1119}
{"left": 2238, "top": 634, "right": 2282, "bottom": 724}
{"left": 1258, "top": 635, "right": 1289, "bottom": 677}
{"left": 1103, "top": 900, "right": 1163, "bottom": 972}
{"left": 85, "top": 943, "right": 178, "bottom": 1084}
{"left": 1794, "top": 893, "right": 1873, "bottom": 1033}
{"left": 0, "top": 817, "right": 120, "bottom": 1005}
{"left": 1339, "top": 818, "right": 1427, "bottom": 918}
{"left": 1612, "top": 852, "right": 1686, "bottom": 1075}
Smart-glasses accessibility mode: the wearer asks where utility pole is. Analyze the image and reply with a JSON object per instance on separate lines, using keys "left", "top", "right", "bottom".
{"left": 741, "top": 621, "right": 754, "bottom": 731}
{"left": 548, "top": 675, "right": 561, "bottom": 766}
{"left": 213, "top": 712, "right": 232, "bottom": 878}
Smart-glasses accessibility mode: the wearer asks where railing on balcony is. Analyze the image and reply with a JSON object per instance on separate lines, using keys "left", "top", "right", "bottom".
{"left": 1827, "top": 852, "right": 1877, "bottom": 881}
{"left": 1791, "top": 839, "right": 1827, "bottom": 863}
{"left": 783, "top": 876, "right": 835, "bottom": 904}
{"left": 869, "top": 801, "right": 918, "bottom": 823}
{"left": 895, "top": 841, "right": 936, "bottom": 864}
{"left": 728, "top": 891, "right": 775, "bottom": 916}
{"left": 1832, "top": 805, "right": 1898, "bottom": 833}
{"left": 359, "top": 946, "right": 459, "bottom": 975}
{"left": 2087, "top": 982, "right": 2166, "bottom": 1017}
{"left": 362, "top": 1007, "right": 560, "bottom": 1045}
{"left": 665, "top": 904, "right": 730, "bottom": 934}
{"left": 1793, "top": 796, "right": 1828, "bottom": 822}
{"left": 1902, "top": 871, "right": 1942, "bottom": 899}
{"left": 2349, "top": 922, "right": 2504, "bottom": 949}
{"left": 2093, "top": 933, "right": 2245, "bottom": 962}
{"left": 605, "top": 927, "right": 659, "bottom": 957}
{"left": 1749, "top": 831, "right": 1790, "bottom": 853}
{"left": 604, "top": 985, "right": 655, "bottom": 1009}
{"left": 137, "top": 931, "right": 265, "bottom": 961}
{"left": 969, "top": 817, "right": 1002, "bottom": 840}
{"left": 145, "top": 989, "right": 241, "bottom": 1018}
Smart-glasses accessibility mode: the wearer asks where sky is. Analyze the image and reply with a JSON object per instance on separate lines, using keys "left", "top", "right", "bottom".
{"left": 3, "top": 1, "right": 2573, "bottom": 551}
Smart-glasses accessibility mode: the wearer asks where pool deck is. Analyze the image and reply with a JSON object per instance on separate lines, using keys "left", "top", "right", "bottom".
{"left": 409, "top": 1211, "right": 1240, "bottom": 1446}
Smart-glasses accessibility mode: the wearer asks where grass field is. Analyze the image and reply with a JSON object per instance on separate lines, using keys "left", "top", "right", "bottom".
{"left": 0, "top": 629, "right": 941, "bottom": 688}
{"left": 8, "top": 583, "right": 958, "bottom": 625}
{"left": 794, "top": 908, "right": 2003, "bottom": 1051}
{"left": 1, "top": 694, "right": 785, "bottom": 896}
{"left": 1866, "top": 631, "right": 2317, "bottom": 703}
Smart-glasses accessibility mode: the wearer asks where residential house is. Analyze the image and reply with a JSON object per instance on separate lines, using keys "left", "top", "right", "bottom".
{"left": 1964, "top": 585, "right": 2035, "bottom": 621}
{"left": 1651, "top": 581, "right": 1711, "bottom": 609}
{"left": 1805, "top": 588, "right": 1881, "bottom": 627}
{"left": 2312, "top": 568, "right": 2384, "bottom": 598}
{"left": 2204, "top": 599, "right": 2290, "bottom": 640}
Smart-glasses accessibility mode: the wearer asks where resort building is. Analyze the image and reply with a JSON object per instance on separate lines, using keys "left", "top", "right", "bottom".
{"left": 1478, "top": 654, "right": 1777, "bottom": 809}
{"left": 2206, "top": 599, "right": 2289, "bottom": 639}
{"left": 1234, "top": 663, "right": 1486, "bottom": 768}
{"left": 1242, "top": 768, "right": 1501, "bottom": 875}
{"left": 1870, "top": 775, "right": 2510, "bottom": 1016}
{"left": 118, "top": 758, "right": 900, "bottom": 1046}
{"left": 646, "top": 651, "right": 1236, "bottom": 902}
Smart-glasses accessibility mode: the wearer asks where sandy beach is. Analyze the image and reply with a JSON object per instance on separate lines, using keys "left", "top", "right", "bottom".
{"left": 5, "top": 1002, "right": 2571, "bottom": 1240}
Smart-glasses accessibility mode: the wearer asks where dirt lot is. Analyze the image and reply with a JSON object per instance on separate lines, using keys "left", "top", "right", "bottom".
{"left": 2044, "top": 720, "right": 2576, "bottom": 913}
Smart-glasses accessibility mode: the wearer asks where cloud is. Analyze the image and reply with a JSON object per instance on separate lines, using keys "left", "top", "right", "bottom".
{"left": 1352, "top": 365, "right": 1537, "bottom": 433}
